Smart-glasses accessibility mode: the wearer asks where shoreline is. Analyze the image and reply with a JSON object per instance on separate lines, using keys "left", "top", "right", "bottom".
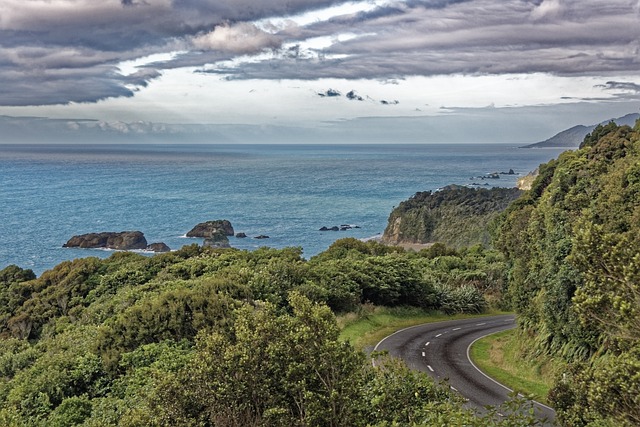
{"left": 362, "top": 235, "right": 435, "bottom": 252}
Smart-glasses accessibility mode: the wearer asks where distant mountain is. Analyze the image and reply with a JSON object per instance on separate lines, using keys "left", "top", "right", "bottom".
{"left": 522, "top": 113, "right": 640, "bottom": 148}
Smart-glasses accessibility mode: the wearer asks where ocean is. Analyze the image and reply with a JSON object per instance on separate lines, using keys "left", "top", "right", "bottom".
{"left": 0, "top": 143, "right": 564, "bottom": 276}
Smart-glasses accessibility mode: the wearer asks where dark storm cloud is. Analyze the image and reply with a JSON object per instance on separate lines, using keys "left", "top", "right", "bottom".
{"left": 282, "top": 0, "right": 640, "bottom": 78}
{"left": 3, "top": 0, "right": 640, "bottom": 106}
{"left": 597, "top": 81, "right": 640, "bottom": 93}
{"left": 590, "top": 80, "right": 640, "bottom": 101}
{"left": 216, "top": 0, "right": 640, "bottom": 83}
{"left": 0, "top": 0, "right": 348, "bottom": 106}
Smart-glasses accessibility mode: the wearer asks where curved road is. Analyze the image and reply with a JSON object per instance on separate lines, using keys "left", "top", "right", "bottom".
{"left": 374, "top": 314, "right": 555, "bottom": 424}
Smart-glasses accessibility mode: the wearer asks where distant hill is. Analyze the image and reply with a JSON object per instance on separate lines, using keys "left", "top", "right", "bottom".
{"left": 522, "top": 112, "right": 639, "bottom": 148}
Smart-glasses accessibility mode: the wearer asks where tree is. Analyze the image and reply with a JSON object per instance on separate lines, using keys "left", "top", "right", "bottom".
{"left": 149, "top": 293, "right": 367, "bottom": 426}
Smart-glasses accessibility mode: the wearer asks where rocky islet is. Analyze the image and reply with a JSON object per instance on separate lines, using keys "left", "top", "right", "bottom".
{"left": 63, "top": 231, "right": 170, "bottom": 252}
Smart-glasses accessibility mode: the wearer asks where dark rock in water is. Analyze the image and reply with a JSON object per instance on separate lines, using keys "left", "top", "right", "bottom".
{"left": 203, "top": 231, "right": 231, "bottom": 248}
{"left": 254, "top": 235, "right": 270, "bottom": 239}
{"left": 321, "top": 224, "right": 357, "bottom": 231}
{"left": 63, "top": 231, "right": 147, "bottom": 250}
{"left": 187, "top": 220, "right": 234, "bottom": 238}
{"left": 339, "top": 224, "right": 359, "bottom": 230}
{"left": 236, "top": 232, "right": 247, "bottom": 238}
{"left": 147, "top": 242, "right": 171, "bottom": 252}
{"left": 472, "top": 173, "right": 500, "bottom": 180}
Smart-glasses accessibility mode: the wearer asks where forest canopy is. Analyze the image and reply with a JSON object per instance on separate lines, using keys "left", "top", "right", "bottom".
{"left": 0, "top": 240, "right": 524, "bottom": 426}
{"left": 494, "top": 120, "right": 640, "bottom": 426}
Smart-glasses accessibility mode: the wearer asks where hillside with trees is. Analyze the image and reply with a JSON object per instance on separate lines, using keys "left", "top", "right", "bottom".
{"left": 494, "top": 120, "right": 640, "bottom": 426}
{"left": 1, "top": 120, "right": 639, "bottom": 426}
{"left": 383, "top": 185, "right": 522, "bottom": 248}
{"left": 0, "top": 239, "right": 538, "bottom": 426}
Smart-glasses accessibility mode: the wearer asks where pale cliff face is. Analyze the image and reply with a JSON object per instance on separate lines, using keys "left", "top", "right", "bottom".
{"left": 382, "top": 216, "right": 404, "bottom": 245}
{"left": 517, "top": 168, "right": 539, "bottom": 190}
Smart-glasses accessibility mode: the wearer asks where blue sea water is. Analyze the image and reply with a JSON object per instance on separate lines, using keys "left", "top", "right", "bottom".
{"left": 0, "top": 143, "right": 564, "bottom": 276}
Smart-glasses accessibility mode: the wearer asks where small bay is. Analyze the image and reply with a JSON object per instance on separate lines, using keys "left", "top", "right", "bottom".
{"left": 0, "top": 143, "right": 564, "bottom": 275}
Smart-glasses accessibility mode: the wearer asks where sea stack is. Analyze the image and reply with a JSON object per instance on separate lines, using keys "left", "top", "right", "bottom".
{"left": 186, "top": 220, "right": 235, "bottom": 237}
{"left": 187, "top": 220, "right": 234, "bottom": 248}
{"left": 63, "top": 231, "right": 148, "bottom": 250}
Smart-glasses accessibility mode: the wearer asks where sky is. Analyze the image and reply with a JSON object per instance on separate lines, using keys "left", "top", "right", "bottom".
{"left": 1, "top": 0, "right": 640, "bottom": 143}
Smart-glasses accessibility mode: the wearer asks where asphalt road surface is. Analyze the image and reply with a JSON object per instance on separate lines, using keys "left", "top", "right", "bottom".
{"left": 374, "top": 314, "right": 556, "bottom": 424}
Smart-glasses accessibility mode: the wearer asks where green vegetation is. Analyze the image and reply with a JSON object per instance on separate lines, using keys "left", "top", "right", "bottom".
{"left": 383, "top": 185, "right": 522, "bottom": 248}
{"left": 494, "top": 119, "right": 640, "bottom": 426}
{"left": 3, "top": 118, "right": 639, "bottom": 425}
{"left": 470, "top": 329, "right": 556, "bottom": 404}
{"left": 0, "top": 238, "right": 542, "bottom": 426}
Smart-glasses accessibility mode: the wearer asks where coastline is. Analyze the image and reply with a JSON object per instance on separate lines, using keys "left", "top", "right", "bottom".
{"left": 1, "top": 143, "right": 565, "bottom": 275}
{"left": 362, "top": 234, "right": 435, "bottom": 252}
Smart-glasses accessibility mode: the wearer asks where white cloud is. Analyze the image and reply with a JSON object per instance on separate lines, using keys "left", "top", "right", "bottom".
{"left": 192, "top": 23, "right": 283, "bottom": 54}
{"left": 530, "top": 0, "right": 563, "bottom": 21}
{"left": 1, "top": 0, "right": 640, "bottom": 143}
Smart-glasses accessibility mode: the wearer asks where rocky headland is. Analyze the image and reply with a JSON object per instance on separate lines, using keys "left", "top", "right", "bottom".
{"left": 382, "top": 185, "right": 522, "bottom": 249}
{"left": 521, "top": 112, "right": 640, "bottom": 148}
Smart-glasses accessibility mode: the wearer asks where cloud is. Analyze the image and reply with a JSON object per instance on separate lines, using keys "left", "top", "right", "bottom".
{"left": 597, "top": 81, "right": 640, "bottom": 93}
{"left": 317, "top": 88, "right": 341, "bottom": 97}
{"left": 0, "top": 0, "right": 348, "bottom": 105}
{"left": 207, "top": 0, "right": 640, "bottom": 81}
{"left": 592, "top": 80, "right": 640, "bottom": 101}
{"left": 192, "top": 23, "right": 282, "bottom": 54}
{"left": 530, "top": 0, "right": 563, "bottom": 21}
{"left": 2, "top": 0, "right": 640, "bottom": 107}
{"left": 346, "top": 90, "right": 364, "bottom": 101}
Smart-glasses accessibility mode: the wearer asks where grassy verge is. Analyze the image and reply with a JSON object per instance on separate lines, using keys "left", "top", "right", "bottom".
{"left": 469, "top": 328, "right": 558, "bottom": 405}
{"left": 337, "top": 304, "right": 506, "bottom": 351}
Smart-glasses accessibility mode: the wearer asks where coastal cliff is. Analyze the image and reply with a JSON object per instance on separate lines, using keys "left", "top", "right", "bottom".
{"left": 517, "top": 168, "right": 538, "bottom": 190}
{"left": 382, "top": 185, "right": 522, "bottom": 248}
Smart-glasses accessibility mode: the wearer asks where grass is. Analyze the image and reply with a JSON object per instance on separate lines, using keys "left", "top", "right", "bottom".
{"left": 337, "top": 304, "right": 507, "bottom": 351}
{"left": 469, "top": 328, "right": 558, "bottom": 405}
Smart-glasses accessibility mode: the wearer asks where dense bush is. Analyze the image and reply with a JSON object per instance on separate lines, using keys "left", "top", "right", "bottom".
{"left": 494, "top": 119, "right": 640, "bottom": 425}
{"left": 0, "top": 235, "right": 514, "bottom": 425}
